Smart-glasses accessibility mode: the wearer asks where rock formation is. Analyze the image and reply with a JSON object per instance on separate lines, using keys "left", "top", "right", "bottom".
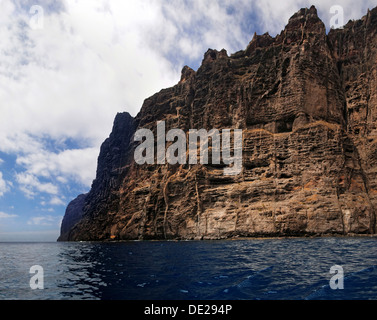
{"left": 58, "top": 5, "right": 377, "bottom": 241}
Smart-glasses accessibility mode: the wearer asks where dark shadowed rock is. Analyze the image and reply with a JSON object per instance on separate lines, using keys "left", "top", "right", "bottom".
{"left": 57, "top": 193, "right": 87, "bottom": 241}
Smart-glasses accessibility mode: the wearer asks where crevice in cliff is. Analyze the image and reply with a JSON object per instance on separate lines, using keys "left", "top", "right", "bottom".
{"left": 360, "top": 169, "right": 377, "bottom": 234}
{"left": 335, "top": 166, "right": 346, "bottom": 235}
{"left": 138, "top": 193, "right": 150, "bottom": 240}
{"left": 195, "top": 174, "right": 203, "bottom": 238}
{"left": 272, "top": 134, "right": 278, "bottom": 234}
{"left": 338, "top": 132, "right": 377, "bottom": 234}
{"left": 162, "top": 170, "right": 172, "bottom": 239}
{"left": 352, "top": 139, "right": 377, "bottom": 234}
{"left": 234, "top": 195, "right": 241, "bottom": 233}
{"left": 153, "top": 195, "right": 161, "bottom": 237}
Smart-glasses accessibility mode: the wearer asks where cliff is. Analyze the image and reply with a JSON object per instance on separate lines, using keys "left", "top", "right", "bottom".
{"left": 58, "top": 5, "right": 377, "bottom": 241}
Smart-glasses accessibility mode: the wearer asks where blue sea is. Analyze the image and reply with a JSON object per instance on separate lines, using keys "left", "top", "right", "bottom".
{"left": 1, "top": 238, "right": 377, "bottom": 300}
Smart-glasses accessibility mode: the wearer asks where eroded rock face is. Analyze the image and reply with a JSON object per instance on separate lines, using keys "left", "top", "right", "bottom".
{"left": 59, "top": 6, "right": 377, "bottom": 241}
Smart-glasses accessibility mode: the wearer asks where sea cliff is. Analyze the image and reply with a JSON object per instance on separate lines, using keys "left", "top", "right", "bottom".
{"left": 59, "top": 6, "right": 377, "bottom": 241}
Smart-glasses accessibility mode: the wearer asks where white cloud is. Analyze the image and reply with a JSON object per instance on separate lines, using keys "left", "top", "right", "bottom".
{"left": 0, "top": 0, "right": 179, "bottom": 147}
{"left": 0, "top": 172, "right": 10, "bottom": 197}
{"left": 49, "top": 196, "right": 65, "bottom": 206}
{"left": 16, "top": 172, "right": 58, "bottom": 198}
{"left": 56, "top": 176, "right": 68, "bottom": 184}
{"left": 27, "top": 215, "right": 61, "bottom": 226}
{"left": 16, "top": 147, "right": 98, "bottom": 187}
{"left": 0, "top": 212, "right": 18, "bottom": 219}
{"left": 147, "top": 0, "right": 254, "bottom": 61}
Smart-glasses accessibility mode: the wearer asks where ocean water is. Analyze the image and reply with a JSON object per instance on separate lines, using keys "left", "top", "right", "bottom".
{"left": 1, "top": 238, "right": 377, "bottom": 300}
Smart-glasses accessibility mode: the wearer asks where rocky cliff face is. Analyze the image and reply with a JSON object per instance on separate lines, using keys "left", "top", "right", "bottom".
{"left": 59, "top": 6, "right": 377, "bottom": 241}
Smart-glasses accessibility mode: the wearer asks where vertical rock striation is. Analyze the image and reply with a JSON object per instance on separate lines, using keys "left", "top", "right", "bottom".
{"left": 59, "top": 6, "right": 377, "bottom": 241}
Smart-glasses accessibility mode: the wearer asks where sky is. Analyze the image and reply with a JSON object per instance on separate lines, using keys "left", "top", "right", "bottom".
{"left": 0, "top": 0, "right": 376, "bottom": 242}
